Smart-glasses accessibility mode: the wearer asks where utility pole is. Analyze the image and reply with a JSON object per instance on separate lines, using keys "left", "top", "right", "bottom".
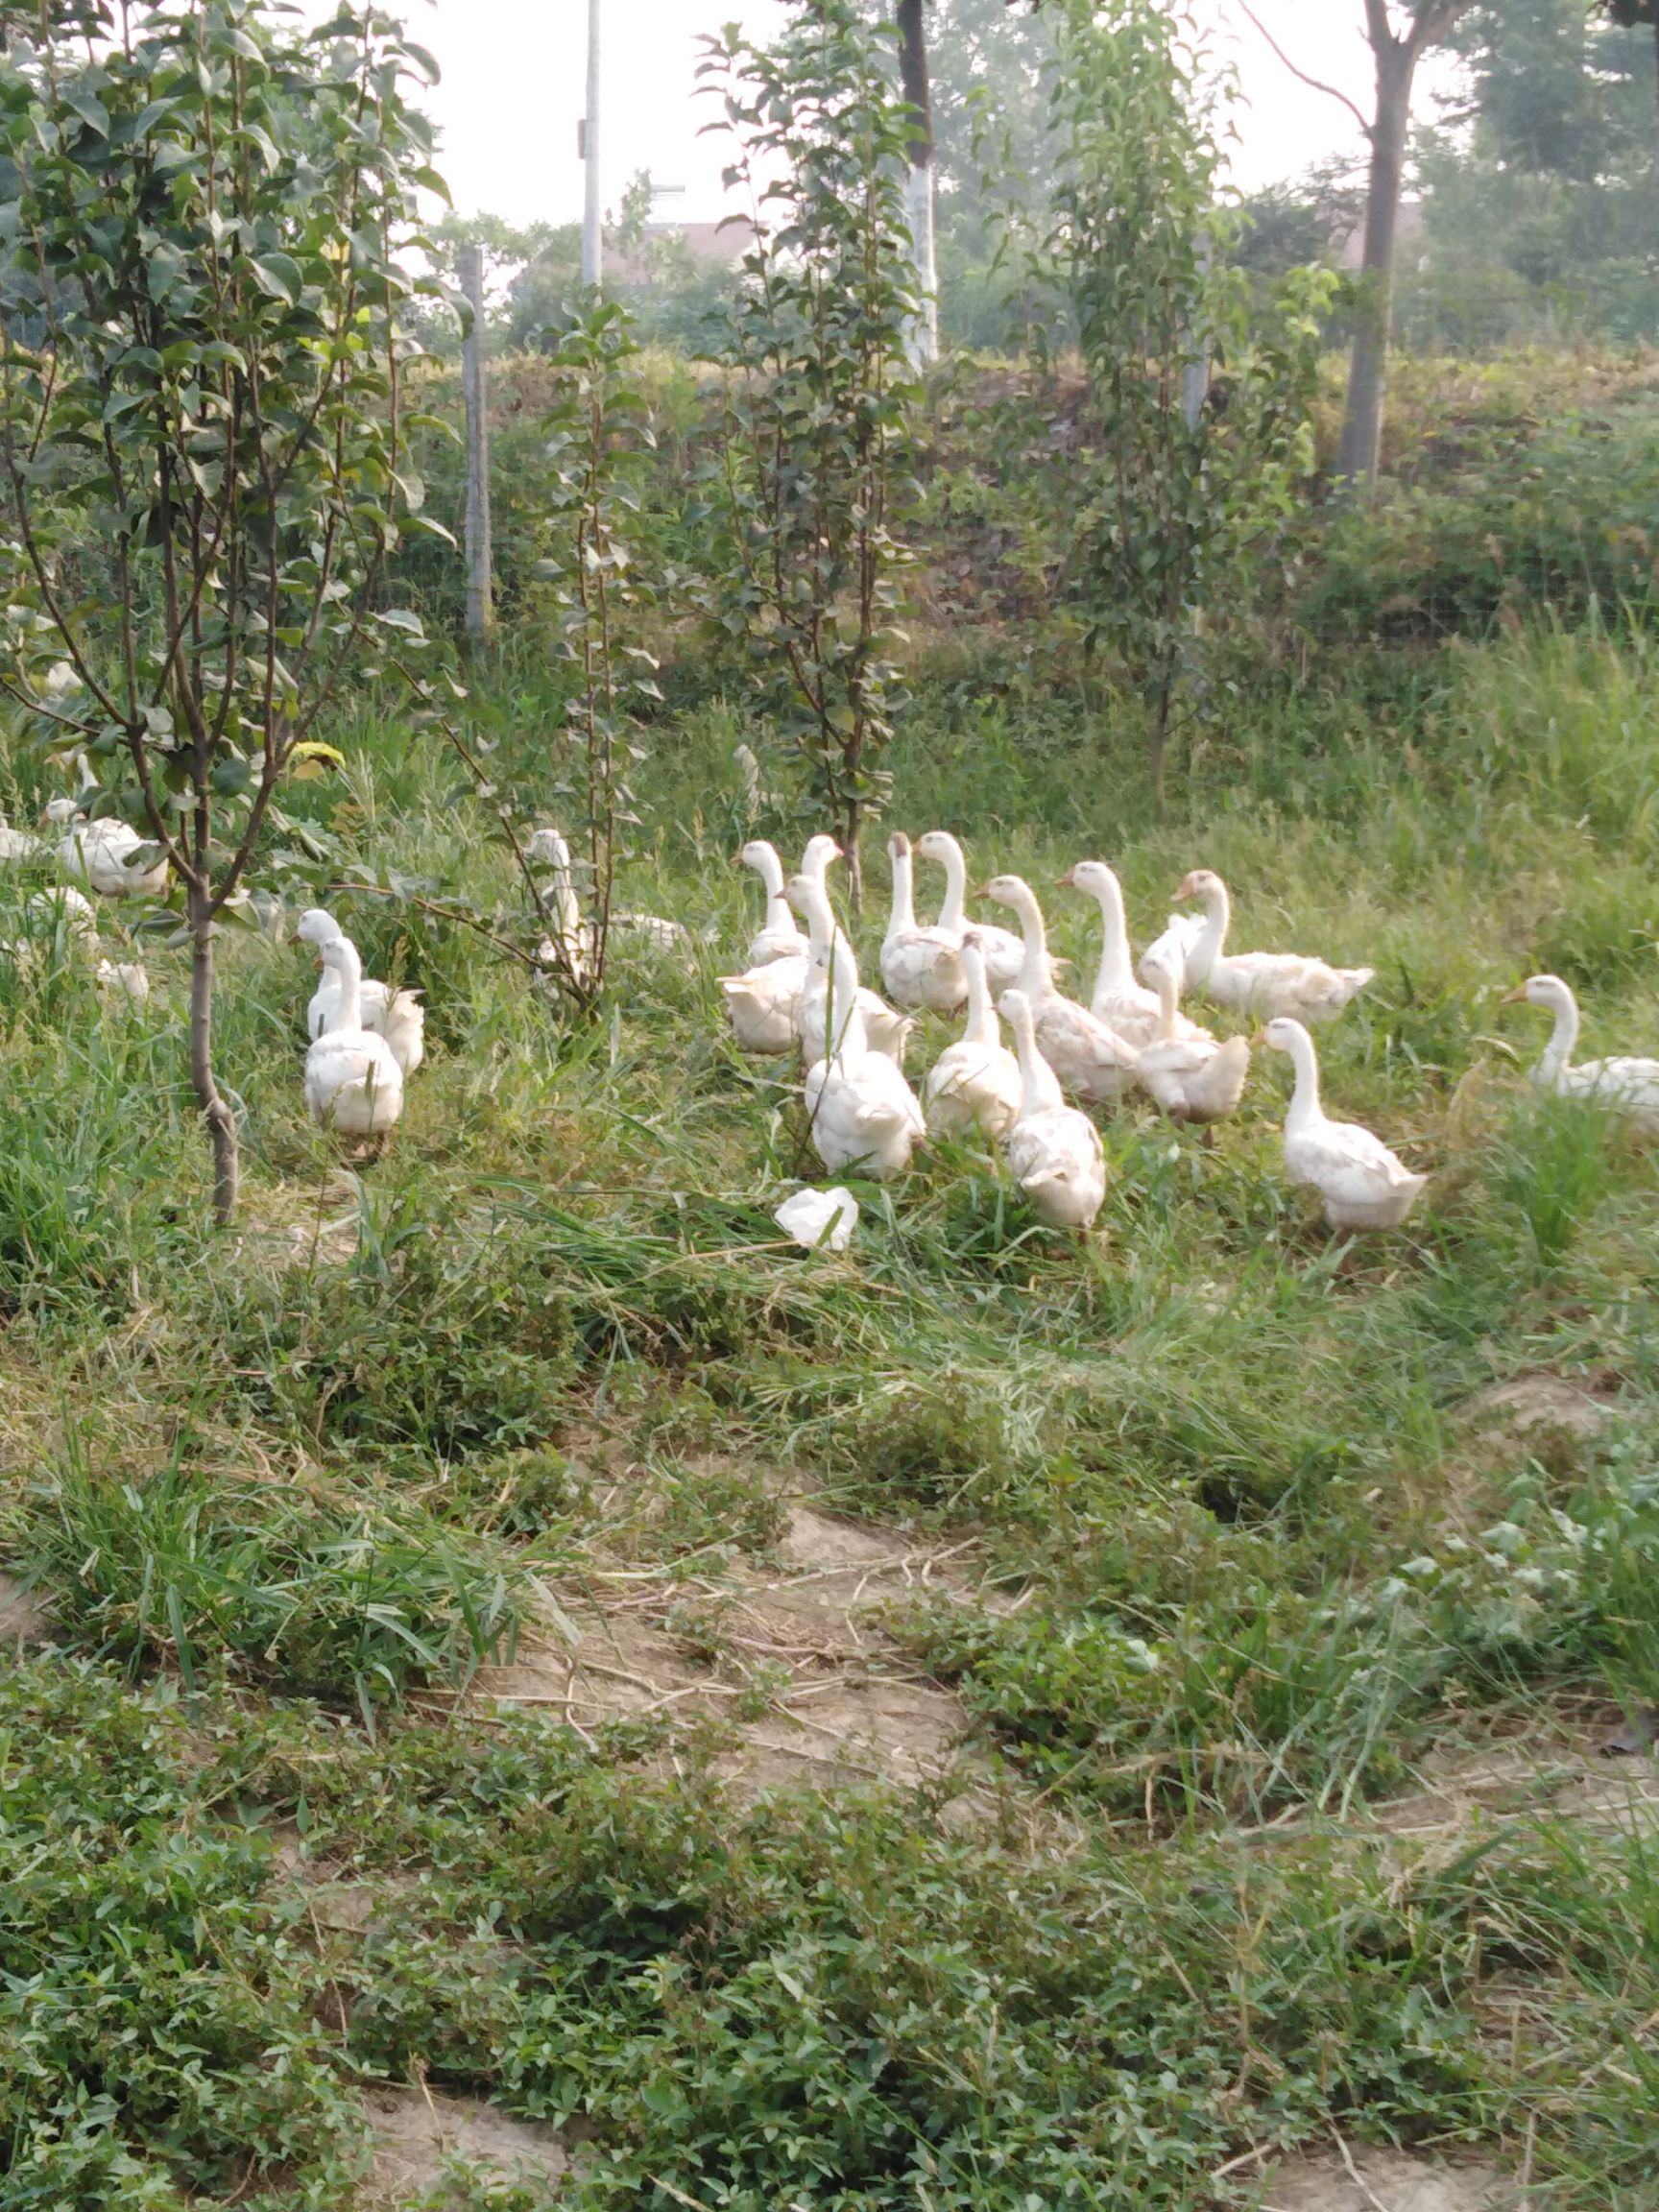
{"left": 460, "top": 242, "right": 493, "bottom": 645}
{"left": 581, "top": 0, "right": 602, "bottom": 286}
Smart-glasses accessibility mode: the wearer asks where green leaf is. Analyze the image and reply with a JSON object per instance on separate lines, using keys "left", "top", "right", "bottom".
{"left": 249, "top": 252, "right": 302, "bottom": 306}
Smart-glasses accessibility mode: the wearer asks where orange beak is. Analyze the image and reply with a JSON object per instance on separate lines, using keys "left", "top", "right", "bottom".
{"left": 1499, "top": 985, "right": 1528, "bottom": 1006}
{"left": 1056, "top": 866, "right": 1076, "bottom": 888}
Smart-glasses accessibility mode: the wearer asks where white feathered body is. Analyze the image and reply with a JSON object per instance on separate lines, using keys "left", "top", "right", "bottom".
{"left": 1270, "top": 1018, "right": 1424, "bottom": 1230}
{"left": 308, "top": 974, "right": 426, "bottom": 1075}
{"left": 60, "top": 818, "right": 167, "bottom": 898}
{"left": 1203, "top": 950, "right": 1375, "bottom": 1024}
{"left": 722, "top": 954, "right": 806, "bottom": 1053}
{"left": 880, "top": 925, "right": 968, "bottom": 1015}
{"left": 304, "top": 1030, "right": 405, "bottom": 1136}
{"left": 805, "top": 1038, "right": 925, "bottom": 1180}
{"left": 924, "top": 1036, "right": 1022, "bottom": 1142}
{"left": 1284, "top": 1115, "right": 1426, "bottom": 1229}
{"left": 1006, "top": 1106, "right": 1107, "bottom": 1229}
{"left": 1540, "top": 1055, "right": 1659, "bottom": 1132}
{"left": 1138, "top": 912, "right": 1205, "bottom": 992}
{"left": 1139, "top": 1031, "right": 1252, "bottom": 1124}
{"left": 797, "top": 970, "right": 913, "bottom": 1068}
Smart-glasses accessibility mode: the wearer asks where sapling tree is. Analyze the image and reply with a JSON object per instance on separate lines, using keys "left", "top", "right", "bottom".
{"left": 697, "top": 0, "right": 920, "bottom": 909}
{"left": 0, "top": 0, "right": 449, "bottom": 1221}
{"left": 534, "top": 296, "right": 659, "bottom": 1006}
{"left": 1044, "top": 0, "right": 1331, "bottom": 805}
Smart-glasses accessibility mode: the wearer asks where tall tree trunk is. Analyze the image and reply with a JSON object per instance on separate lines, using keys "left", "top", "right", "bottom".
{"left": 1337, "top": 32, "right": 1415, "bottom": 486}
{"left": 896, "top": 0, "right": 938, "bottom": 368}
{"left": 188, "top": 885, "right": 238, "bottom": 1224}
{"left": 581, "top": 0, "right": 602, "bottom": 286}
{"left": 460, "top": 242, "right": 493, "bottom": 646}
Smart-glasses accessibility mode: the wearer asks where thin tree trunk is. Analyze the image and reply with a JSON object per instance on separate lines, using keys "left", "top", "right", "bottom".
{"left": 1337, "top": 35, "right": 1414, "bottom": 487}
{"left": 896, "top": 0, "right": 938, "bottom": 368}
{"left": 188, "top": 889, "right": 238, "bottom": 1224}
{"left": 581, "top": 0, "right": 602, "bottom": 287}
{"left": 460, "top": 243, "right": 493, "bottom": 646}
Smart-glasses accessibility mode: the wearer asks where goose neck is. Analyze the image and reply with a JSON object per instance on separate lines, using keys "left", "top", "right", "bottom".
{"left": 1282, "top": 1025, "right": 1322, "bottom": 1125}
{"left": 961, "top": 949, "right": 996, "bottom": 1046}
{"left": 1092, "top": 871, "right": 1135, "bottom": 996}
{"left": 327, "top": 940, "right": 364, "bottom": 1033}
{"left": 825, "top": 937, "right": 867, "bottom": 1062}
{"left": 1540, "top": 991, "right": 1580, "bottom": 1079}
{"left": 886, "top": 845, "right": 916, "bottom": 940}
{"left": 1190, "top": 878, "right": 1229, "bottom": 976}
{"left": 1154, "top": 969, "right": 1179, "bottom": 1044}
{"left": 1009, "top": 997, "right": 1062, "bottom": 1117}
{"left": 934, "top": 837, "right": 967, "bottom": 934}
{"left": 1011, "top": 885, "right": 1049, "bottom": 997}
{"left": 752, "top": 842, "right": 786, "bottom": 904}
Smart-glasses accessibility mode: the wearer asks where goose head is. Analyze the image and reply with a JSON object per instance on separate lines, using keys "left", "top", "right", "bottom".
{"left": 1174, "top": 867, "right": 1224, "bottom": 904}
{"left": 526, "top": 827, "right": 571, "bottom": 868}
{"left": 1501, "top": 974, "right": 1575, "bottom": 1016}
{"left": 981, "top": 873, "right": 1033, "bottom": 913}
{"left": 915, "top": 830, "right": 961, "bottom": 866}
{"left": 296, "top": 907, "right": 345, "bottom": 950}
{"left": 1259, "top": 1016, "right": 1310, "bottom": 1057}
{"left": 800, "top": 833, "right": 843, "bottom": 879}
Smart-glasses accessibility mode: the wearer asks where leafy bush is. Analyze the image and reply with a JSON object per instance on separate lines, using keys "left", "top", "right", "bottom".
{"left": 1304, "top": 395, "right": 1659, "bottom": 642}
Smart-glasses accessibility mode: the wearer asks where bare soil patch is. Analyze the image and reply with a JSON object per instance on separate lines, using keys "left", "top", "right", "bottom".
{"left": 1364, "top": 1715, "right": 1659, "bottom": 1848}
{"left": 360, "top": 2084, "right": 567, "bottom": 2205}
{"left": 1256, "top": 2147, "right": 1513, "bottom": 2211}
{"left": 1467, "top": 1372, "right": 1615, "bottom": 1445}
{"left": 476, "top": 1497, "right": 979, "bottom": 1792}
{"left": 0, "top": 1572, "right": 52, "bottom": 1648}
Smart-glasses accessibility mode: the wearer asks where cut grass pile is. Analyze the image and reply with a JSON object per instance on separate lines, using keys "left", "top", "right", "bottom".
{"left": 1, "top": 621, "right": 1658, "bottom": 2206}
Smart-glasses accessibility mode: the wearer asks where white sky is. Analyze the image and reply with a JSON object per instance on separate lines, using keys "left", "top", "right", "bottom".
{"left": 412, "top": 2, "right": 1459, "bottom": 230}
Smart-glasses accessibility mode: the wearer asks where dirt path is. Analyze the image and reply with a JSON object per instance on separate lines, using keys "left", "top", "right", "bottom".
{"left": 475, "top": 1494, "right": 982, "bottom": 1794}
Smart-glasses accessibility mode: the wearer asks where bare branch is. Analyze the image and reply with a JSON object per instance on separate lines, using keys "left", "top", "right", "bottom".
{"left": 1234, "top": 0, "right": 1375, "bottom": 141}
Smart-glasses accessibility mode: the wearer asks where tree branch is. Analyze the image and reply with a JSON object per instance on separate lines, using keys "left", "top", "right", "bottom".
{"left": 1408, "top": 0, "right": 1474, "bottom": 52}
{"left": 1234, "top": 0, "right": 1375, "bottom": 142}
{"left": 1363, "top": 0, "right": 1398, "bottom": 50}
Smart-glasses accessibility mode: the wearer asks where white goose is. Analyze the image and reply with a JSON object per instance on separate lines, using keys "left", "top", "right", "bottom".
{"left": 1503, "top": 974, "right": 1659, "bottom": 1133}
{"left": 0, "top": 813, "right": 43, "bottom": 863}
{"left": 25, "top": 883, "right": 98, "bottom": 944}
{"left": 787, "top": 872, "right": 914, "bottom": 1068}
{"left": 1172, "top": 870, "right": 1374, "bottom": 1022}
{"left": 3, "top": 883, "right": 98, "bottom": 974}
{"left": 300, "top": 919, "right": 405, "bottom": 1138}
{"left": 1135, "top": 950, "right": 1251, "bottom": 1125}
{"left": 913, "top": 830, "right": 1041, "bottom": 996}
{"left": 299, "top": 908, "right": 425, "bottom": 1077}
{"left": 95, "top": 958, "right": 150, "bottom": 1008}
{"left": 803, "top": 933, "right": 925, "bottom": 1181}
{"left": 739, "top": 839, "right": 807, "bottom": 968}
{"left": 1000, "top": 988, "right": 1108, "bottom": 1230}
{"left": 1262, "top": 1015, "right": 1426, "bottom": 1229}
{"left": 984, "top": 874, "right": 1141, "bottom": 1104}
{"left": 1061, "top": 859, "right": 1174, "bottom": 1046}
{"left": 48, "top": 799, "right": 168, "bottom": 899}
{"left": 880, "top": 831, "right": 966, "bottom": 1014}
{"left": 1138, "top": 909, "right": 1207, "bottom": 994}
{"left": 528, "top": 828, "right": 688, "bottom": 980}
{"left": 719, "top": 836, "right": 839, "bottom": 1053}
{"left": 923, "top": 933, "right": 1022, "bottom": 1142}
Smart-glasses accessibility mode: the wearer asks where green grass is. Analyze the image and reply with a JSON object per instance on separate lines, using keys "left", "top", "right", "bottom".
{"left": 3, "top": 616, "right": 1659, "bottom": 2204}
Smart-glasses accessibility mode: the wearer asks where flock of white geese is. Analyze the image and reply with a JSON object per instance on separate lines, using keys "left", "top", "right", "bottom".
{"left": 7, "top": 790, "right": 1659, "bottom": 1227}
{"left": 719, "top": 830, "right": 1659, "bottom": 1237}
